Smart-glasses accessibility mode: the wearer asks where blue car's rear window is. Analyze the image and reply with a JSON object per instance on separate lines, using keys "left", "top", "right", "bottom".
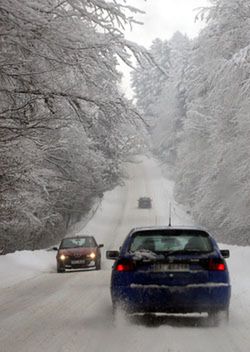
{"left": 129, "top": 230, "right": 213, "bottom": 253}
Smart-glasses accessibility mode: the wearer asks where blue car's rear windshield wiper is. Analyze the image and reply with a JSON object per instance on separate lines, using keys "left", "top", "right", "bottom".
{"left": 130, "top": 249, "right": 164, "bottom": 261}
{"left": 163, "top": 249, "right": 211, "bottom": 256}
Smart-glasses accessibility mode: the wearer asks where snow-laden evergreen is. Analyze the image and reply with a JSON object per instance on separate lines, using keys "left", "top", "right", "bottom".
{"left": 132, "top": 0, "right": 250, "bottom": 245}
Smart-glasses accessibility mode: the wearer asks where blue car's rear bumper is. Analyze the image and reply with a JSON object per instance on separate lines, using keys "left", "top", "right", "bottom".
{"left": 112, "top": 283, "right": 231, "bottom": 313}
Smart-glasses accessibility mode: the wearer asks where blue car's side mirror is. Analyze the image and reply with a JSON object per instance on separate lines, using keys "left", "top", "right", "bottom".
{"left": 220, "top": 249, "right": 230, "bottom": 258}
{"left": 106, "top": 250, "right": 119, "bottom": 260}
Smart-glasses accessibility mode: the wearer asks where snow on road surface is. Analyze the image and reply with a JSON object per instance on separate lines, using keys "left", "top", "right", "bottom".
{"left": 0, "top": 156, "right": 250, "bottom": 352}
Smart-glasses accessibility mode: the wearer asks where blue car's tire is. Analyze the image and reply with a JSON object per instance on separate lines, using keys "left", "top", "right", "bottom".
{"left": 208, "top": 309, "right": 229, "bottom": 326}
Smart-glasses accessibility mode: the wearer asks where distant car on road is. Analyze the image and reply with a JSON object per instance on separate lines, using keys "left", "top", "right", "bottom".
{"left": 55, "top": 236, "right": 104, "bottom": 272}
{"left": 138, "top": 197, "right": 152, "bottom": 209}
{"left": 106, "top": 226, "right": 231, "bottom": 325}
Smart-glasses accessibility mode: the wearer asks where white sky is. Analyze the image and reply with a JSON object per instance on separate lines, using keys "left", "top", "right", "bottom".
{"left": 124, "top": 0, "right": 210, "bottom": 48}
{"left": 120, "top": 0, "right": 210, "bottom": 97}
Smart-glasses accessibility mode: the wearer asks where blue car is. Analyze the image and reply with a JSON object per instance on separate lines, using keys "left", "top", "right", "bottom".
{"left": 106, "top": 226, "right": 231, "bottom": 324}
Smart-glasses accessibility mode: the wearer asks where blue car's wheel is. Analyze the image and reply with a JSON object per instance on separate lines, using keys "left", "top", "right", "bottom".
{"left": 208, "top": 309, "right": 229, "bottom": 326}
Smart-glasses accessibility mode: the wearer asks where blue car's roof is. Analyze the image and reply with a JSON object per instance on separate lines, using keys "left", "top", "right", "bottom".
{"left": 128, "top": 225, "right": 210, "bottom": 235}
{"left": 125, "top": 226, "right": 214, "bottom": 241}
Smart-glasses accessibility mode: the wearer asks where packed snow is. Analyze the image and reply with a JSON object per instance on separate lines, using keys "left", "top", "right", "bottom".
{"left": 0, "top": 157, "right": 250, "bottom": 352}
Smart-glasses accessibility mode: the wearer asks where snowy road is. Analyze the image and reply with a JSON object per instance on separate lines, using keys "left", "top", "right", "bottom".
{"left": 0, "top": 157, "right": 250, "bottom": 352}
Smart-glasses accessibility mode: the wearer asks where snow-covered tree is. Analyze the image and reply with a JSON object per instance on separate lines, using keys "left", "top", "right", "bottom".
{"left": 174, "top": 0, "right": 250, "bottom": 245}
{"left": 0, "top": 0, "right": 147, "bottom": 251}
{"left": 136, "top": 0, "right": 250, "bottom": 245}
{"left": 151, "top": 32, "right": 190, "bottom": 166}
{"left": 131, "top": 38, "right": 170, "bottom": 125}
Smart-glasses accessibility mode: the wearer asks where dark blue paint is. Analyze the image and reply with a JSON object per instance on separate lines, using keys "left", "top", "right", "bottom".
{"left": 109, "top": 226, "right": 231, "bottom": 314}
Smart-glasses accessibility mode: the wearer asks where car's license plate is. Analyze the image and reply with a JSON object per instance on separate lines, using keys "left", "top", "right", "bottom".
{"left": 153, "top": 263, "right": 189, "bottom": 272}
{"left": 71, "top": 259, "right": 85, "bottom": 264}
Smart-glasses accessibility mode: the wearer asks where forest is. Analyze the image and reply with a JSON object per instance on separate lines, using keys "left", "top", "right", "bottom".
{"left": 0, "top": 0, "right": 148, "bottom": 252}
{"left": 1, "top": 0, "right": 250, "bottom": 252}
{"left": 132, "top": 0, "right": 250, "bottom": 245}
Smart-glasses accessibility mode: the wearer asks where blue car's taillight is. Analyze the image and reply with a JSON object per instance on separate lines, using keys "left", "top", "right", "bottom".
{"left": 208, "top": 258, "right": 226, "bottom": 271}
{"left": 115, "top": 259, "right": 135, "bottom": 271}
